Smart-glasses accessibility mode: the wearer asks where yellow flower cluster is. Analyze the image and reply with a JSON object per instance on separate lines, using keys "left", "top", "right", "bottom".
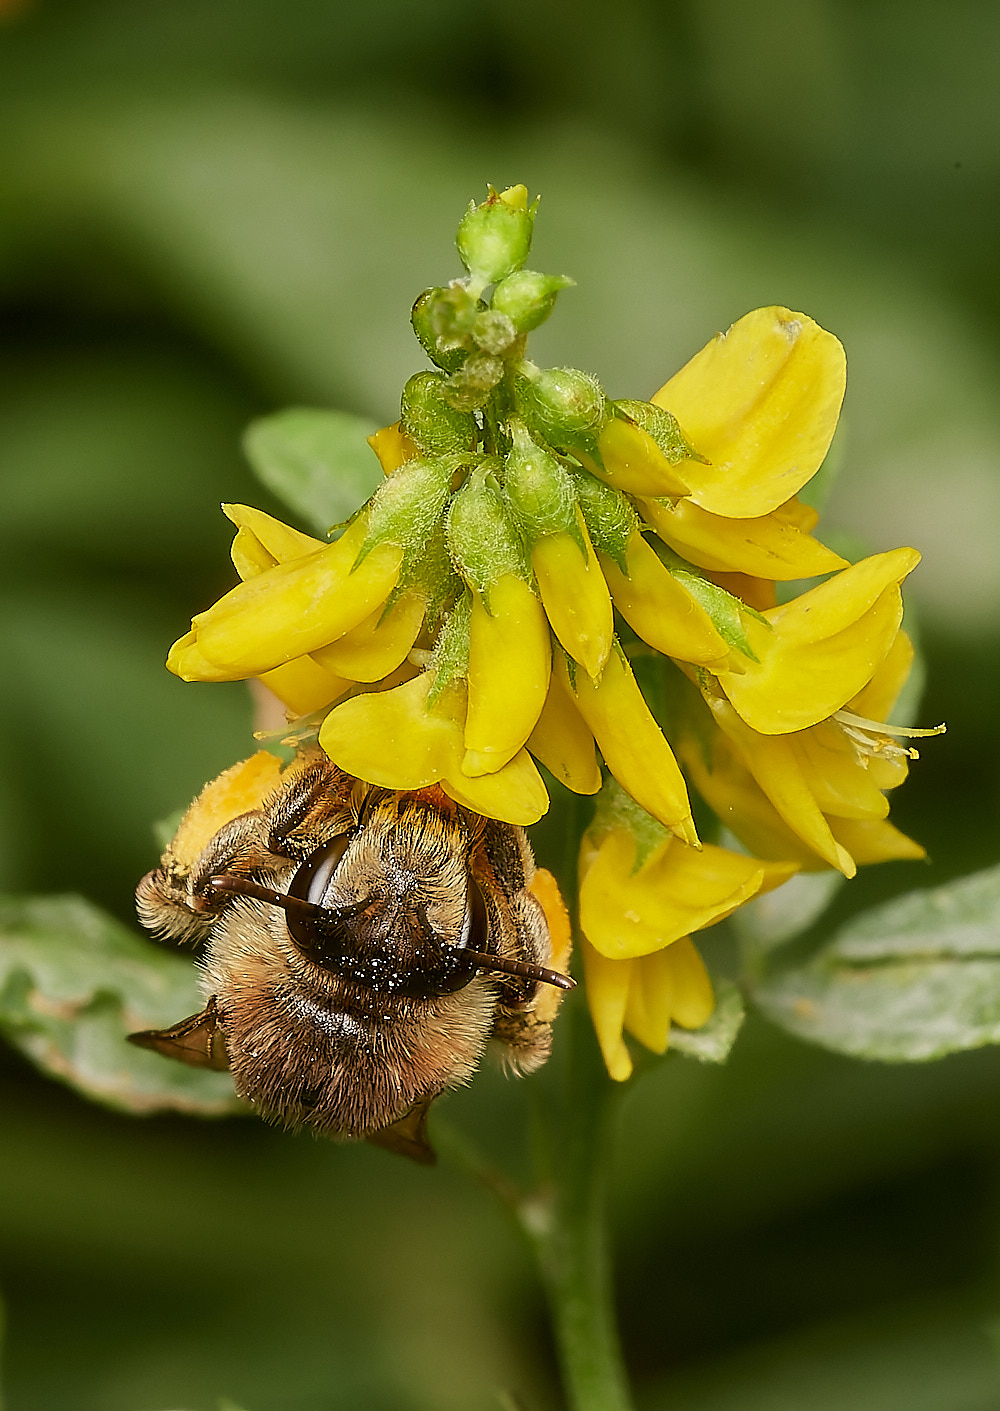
{"left": 167, "top": 250, "right": 935, "bottom": 1080}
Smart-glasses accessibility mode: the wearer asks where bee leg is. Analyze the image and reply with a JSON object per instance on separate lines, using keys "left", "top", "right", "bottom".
{"left": 365, "top": 1098, "right": 437, "bottom": 1165}
{"left": 262, "top": 759, "right": 355, "bottom": 859}
{"left": 490, "top": 1004, "right": 554, "bottom": 1075}
{"left": 128, "top": 996, "right": 230, "bottom": 1071}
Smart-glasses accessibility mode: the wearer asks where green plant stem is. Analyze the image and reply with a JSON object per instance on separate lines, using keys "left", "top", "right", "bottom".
{"left": 519, "top": 999, "right": 635, "bottom": 1411}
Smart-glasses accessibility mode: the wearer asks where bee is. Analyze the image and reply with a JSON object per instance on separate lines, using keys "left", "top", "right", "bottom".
{"left": 130, "top": 748, "right": 573, "bottom": 1163}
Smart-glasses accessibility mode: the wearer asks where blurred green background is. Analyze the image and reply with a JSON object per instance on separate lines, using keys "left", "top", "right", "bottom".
{"left": 2, "top": 1, "right": 999, "bottom": 1407}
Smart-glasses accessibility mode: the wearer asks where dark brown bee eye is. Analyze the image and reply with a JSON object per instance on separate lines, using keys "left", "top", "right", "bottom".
{"left": 285, "top": 834, "right": 352, "bottom": 950}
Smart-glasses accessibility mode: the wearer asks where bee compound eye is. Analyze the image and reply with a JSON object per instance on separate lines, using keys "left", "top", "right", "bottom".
{"left": 285, "top": 833, "right": 352, "bottom": 950}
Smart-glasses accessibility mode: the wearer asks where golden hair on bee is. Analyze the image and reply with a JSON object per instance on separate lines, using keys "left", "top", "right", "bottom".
{"left": 131, "top": 749, "right": 572, "bottom": 1163}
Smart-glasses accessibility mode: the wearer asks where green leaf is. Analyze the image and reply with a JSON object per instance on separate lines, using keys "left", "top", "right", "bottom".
{"left": 670, "top": 982, "right": 745, "bottom": 1064}
{"left": 0, "top": 894, "right": 242, "bottom": 1116}
{"left": 751, "top": 864, "right": 1000, "bottom": 1061}
{"left": 243, "top": 408, "right": 382, "bottom": 535}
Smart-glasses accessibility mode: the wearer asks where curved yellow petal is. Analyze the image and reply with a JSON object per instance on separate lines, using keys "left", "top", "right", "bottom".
{"left": 666, "top": 938, "right": 716, "bottom": 1030}
{"left": 558, "top": 648, "right": 697, "bottom": 845}
{"left": 580, "top": 827, "right": 770, "bottom": 960}
{"left": 527, "top": 669, "right": 602, "bottom": 795}
{"left": 828, "top": 816, "right": 926, "bottom": 865}
{"left": 180, "top": 519, "right": 403, "bottom": 679}
{"left": 598, "top": 531, "right": 729, "bottom": 666}
{"left": 641, "top": 495, "right": 847, "bottom": 580}
{"left": 793, "top": 721, "right": 894, "bottom": 820}
{"left": 167, "top": 630, "right": 241, "bottom": 683}
{"left": 367, "top": 421, "right": 421, "bottom": 475}
{"left": 624, "top": 947, "right": 676, "bottom": 1054}
{"left": 577, "top": 416, "right": 692, "bottom": 496}
{"left": 231, "top": 527, "right": 278, "bottom": 579}
{"left": 464, "top": 575, "right": 551, "bottom": 776}
{"left": 532, "top": 514, "right": 614, "bottom": 679}
{"left": 439, "top": 748, "right": 549, "bottom": 826}
{"left": 311, "top": 590, "right": 426, "bottom": 682}
{"left": 222, "top": 504, "right": 325, "bottom": 561}
{"left": 257, "top": 656, "right": 352, "bottom": 715}
{"left": 580, "top": 936, "right": 635, "bottom": 1082}
{"left": 850, "top": 630, "right": 914, "bottom": 723}
{"left": 652, "top": 307, "right": 846, "bottom": 518}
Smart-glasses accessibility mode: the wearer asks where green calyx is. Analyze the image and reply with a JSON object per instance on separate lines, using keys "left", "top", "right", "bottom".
{"left": 411, "top": 285, "right": 483, "bottom": 373}
{"left": 362, "top": 457, "right": 455, "bottom": 559}
{"left": 568, "top": 464, "right": 637, "bottom": 569}
{"left": 426, "top": 591, "right": 472, "bottom": 703}
{"left": 614, "top": 398, "right": 709, "bottom": 466}
{"left": 401, "top": 372, "right": 479, "bottom": 457}
{"left": 503, "top": 423, "right": 579, "bottom": 540}
{"left": 446, "top": 465, "right": 527, "bottom": 595}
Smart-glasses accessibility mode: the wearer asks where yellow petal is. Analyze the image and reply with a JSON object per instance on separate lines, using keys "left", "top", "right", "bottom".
{"left": 720, "top": 549, "right": 920, "bottom": 733}
{"left": 623, "top": 947, "right": 676, "bottom": 1054}
{"left": 706, "top": 694, "right": 856, "bottom": 876}
{"left": 793, "top": 721, "right": 894, "bottom": 820}
{"left": 231, "top": 527, "right": 278, "bottom": 579}
{"left": 580, "top": 827, "right": 770, "bottom": 960}
{"left": 367, "top": 421, "right": 421, "bottom": 475}
{"left": 167, "top": 630, "right": 242, "bottom": 682}
{"left": 558, "top": 648, "right": 697, "bottom": 845}
{"left": 463, "top": 575, "right": 551, "bottom": 776}
{"left": 531, "top": 514, "right": 614, "bottom": 678}
{"left": 580, "top": 936, "right": 635, "bottom": 1082}
{"left": 257, "top": 656, "right": 352, "bottom": 716}
{"left": 311, "top": 590, "right": 426, "bottom": 682}
{"left": 598, "top": 531, "right": 729, "bottom": 666}
{"left": 666, "top": 938, "right": 716, "bottom": 1030}
{"left": 850, "top": 630, "right": 914, "bottom": 722}
{"left": 577, "top": 416, "right": 692, "bottom": 496}
{"left": 222, "top": 504, "right": 325, "bottom": 561}
{"left": 439, "top": 748, "right": 549, "bottom": 827}
{"left": 641, "top": 495, "right": 847, "bottom": 580}
{"left": 181, "top": 519, "right": 403, "bottom": 678}
{"left": 652, "top": 306, "right": 846, "bottom": 518}
{"left": 828, "top": 815, "right": 927, "bottom": 865}
{"left": 527, "top": 669, "right": 602, "bottom": 795}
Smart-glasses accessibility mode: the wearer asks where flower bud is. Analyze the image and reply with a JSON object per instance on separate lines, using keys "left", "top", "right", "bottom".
{"left": 411, "top": 285, "right": 480, "bottom": 372}
{"left": 492, "top": 270, "right": 574, "bottom": 333}
{"left": 515, "top": 366, "right": 610, "bottom": 455}
{"left": 442, "top": 352, "right": 505, "bottom": 412}
{"left": 400, "top": 372, "right": 479, "bottom": 457}
{"left": 456, "top": 184, "right": 536, "bottom": 286}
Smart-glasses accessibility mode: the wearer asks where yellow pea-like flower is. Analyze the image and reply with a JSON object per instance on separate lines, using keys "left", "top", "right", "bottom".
{"left": 257, "top": 656, "right": 352, "bottom": 716}
{"left": 556, "top": 647, "right": 697, "bottom": 846}
{"left": 531, "top": 511, "right": 614, "bottom": 679}
{"left": 318, "top": 671, "right": 549, "bottom": 826}
{"left": 576, "top": 416, "right": 692, "bottom": 497}
{"left": 223, "top": 503, "right": 325, "bottom": 573}
{"left": 598, "top": 529, "right": 729, "bottom": 666}
{"left": 463, "top": 574, "right": 552, "bottom": 777}
{"left": 716, "top": 548, "right": 921, "bottom": 734}
{"left": 652, "top": 306, "right": 846, "bottom": 519}
{"left": 640, "top": 494, "right": 847, "bottom": 581}
{"left": 311, "top": 590, "right": 427, "bottom": 683}
{"left": 526, "top": 668, "right": 602, "bottom": 795}
{"left": 168, "top": 517, "right": 403, "bottom": 681}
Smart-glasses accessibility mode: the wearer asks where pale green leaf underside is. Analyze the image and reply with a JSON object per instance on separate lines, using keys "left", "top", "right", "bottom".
{"left": 243, "top": 407, "right": 382, "bottom": 536}
{"left": 670, "top": 982, "right": 745, "bottom": 1063}
{"left": 0, "top": 894, "right": 241, "bottom": 1115}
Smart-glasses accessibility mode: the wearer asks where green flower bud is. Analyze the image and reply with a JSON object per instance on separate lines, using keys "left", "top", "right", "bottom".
{"left": 567, "top": 463, "right": 637, "bottom": 570}
{"left": 503, "top": 424, "right": 578, "bottom": 539}
{"left": 400, "top": 371, "right": 479, "bottom": 457}
{"left": 456, "top": 184, "right": 537, "bottom": 287}
{"left": 442, "top": 352, "right": 505, "bottom": 412}
{"left": 411, "top": 285, "right": 482, "bottom": 372}
{"left": 614, "top": 398, "right": 708, "bottom": 466}
{"left": 514, "top": 366, "right": 610, "bottom": 455}
{"left": 471, "top": 308, "right": 518, "bottom": 357}
{"left": 363, "top": 457, "right": 454, "bottom": 559}
{"left": 492, "top": 270, "right": 575, "bottom": 333}
{"left": 446, "top": 465, "right": 526, "bottom": 596}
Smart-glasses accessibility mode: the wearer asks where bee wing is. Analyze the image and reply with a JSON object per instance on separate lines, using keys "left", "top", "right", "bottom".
{"left": 365, "top": 1098, "right": 436, "bottom": 1165}
{"left": 128, "top": 997, "right": 230, "bottom": 1071}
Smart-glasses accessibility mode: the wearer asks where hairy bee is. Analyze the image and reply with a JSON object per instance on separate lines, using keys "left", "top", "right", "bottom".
{"left": 131, "top": 749, "right": 572, "bottom": 1163}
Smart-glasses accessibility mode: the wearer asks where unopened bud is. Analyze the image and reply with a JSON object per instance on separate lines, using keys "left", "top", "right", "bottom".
{"left": 411, "top": 285, "right": 482, "bottom": 372}
{"left": 456, "top": 184, "right": 537, "bottom": 286}
{"left": 400, "top": 372, "right": 479, "bottom": 457}
{"left": 492, "top": 271, "right": 574, "bottom": 333}
{"left": 515, "top": 366, "right": 610, "bottom": 455}
{"left": 442, "top": 352, "right": 504, "bottom": 412}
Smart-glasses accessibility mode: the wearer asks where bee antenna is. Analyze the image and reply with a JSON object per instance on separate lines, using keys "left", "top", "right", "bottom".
{"left": 209, "top": 874, "right": 326, "bottom": 919}
{"left": 462, "top": 948, "right": 576, "bottom": 992}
